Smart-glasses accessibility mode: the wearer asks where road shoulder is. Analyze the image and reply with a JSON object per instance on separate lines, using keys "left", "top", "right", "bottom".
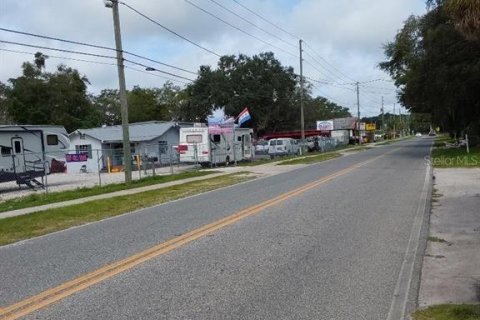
{"left": 418, "top": 168, "right": 480, "bottom": 307}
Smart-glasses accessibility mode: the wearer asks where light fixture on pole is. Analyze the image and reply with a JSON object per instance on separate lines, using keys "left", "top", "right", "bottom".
{"left": 105, "top": 0, "right": 132, "bottom": 183}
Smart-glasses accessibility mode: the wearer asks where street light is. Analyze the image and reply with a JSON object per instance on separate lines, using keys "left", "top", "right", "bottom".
{"left": 105, "top": 0, "right": 132, "bottom": 183}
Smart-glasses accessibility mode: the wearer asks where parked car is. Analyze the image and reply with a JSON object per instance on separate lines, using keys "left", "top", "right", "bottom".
{"left": 255, "top": 140, "right": 269, "bottom": 155}
{"left": 268, "top": 138, "right": 300, "bottom": 158}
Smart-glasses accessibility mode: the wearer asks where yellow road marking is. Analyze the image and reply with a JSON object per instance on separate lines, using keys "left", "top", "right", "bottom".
{"left": 0, "top": 148, "right": 399, "bottom": 319}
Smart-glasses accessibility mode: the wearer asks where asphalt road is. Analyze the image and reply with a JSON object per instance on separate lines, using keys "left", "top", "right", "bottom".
{"left": 0, "top": 138, "right": 432, "bottom": 320}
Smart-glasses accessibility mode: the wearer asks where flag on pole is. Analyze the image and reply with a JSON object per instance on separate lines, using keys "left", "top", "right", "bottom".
{"left": 238, "top": 108, "right": 251, "bottom": 126}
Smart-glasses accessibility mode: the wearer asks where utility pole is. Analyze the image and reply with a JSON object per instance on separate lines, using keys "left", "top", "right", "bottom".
{"left": 299, "top": 39, "right": 305, "bottom": 142}
{"left": 393, "top": 103, "right": 396, "bottom": 139}
{"left": 381, "top": 96, "right": 385, "bottom": 133}
{"left": 356, "top": 82, "right": 361, "bottom": 144}
{"left": 107, "top": 0, "right": 132, "bottom": 183}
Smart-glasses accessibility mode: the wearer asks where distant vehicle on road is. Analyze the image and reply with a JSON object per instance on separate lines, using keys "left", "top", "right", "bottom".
{"left": 415, "top": 132, "right": 422, "bottom": 137}
{"left": 268, "top": 138, "right": 300, "bottom": 158}
{"left": 428, "top": 132, "right": 436, "bottom": 136}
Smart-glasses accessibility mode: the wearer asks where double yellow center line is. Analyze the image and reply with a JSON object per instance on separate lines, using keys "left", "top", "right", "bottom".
{"left": 0, "top": 149, "right": 397, "bottom": 319}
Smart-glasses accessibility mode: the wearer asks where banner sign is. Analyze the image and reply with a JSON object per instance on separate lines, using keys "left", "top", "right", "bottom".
{"left": 66, "top": 153, "right": 88, "bottom": 162}
{"left": 333, "top": 117, "right": 357, "bottom": 130}
{"left": 316, "top": 120, "right": 334, "bottom": 131}
{"left": 365, "top": 123, "right": 376, "bottom": 131}
{"left": 207, "top": 116, "right": 234, "bottom": 134}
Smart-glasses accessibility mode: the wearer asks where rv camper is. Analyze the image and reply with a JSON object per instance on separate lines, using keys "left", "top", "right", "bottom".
{"left": 0, "top": 125, "right": 70, "bottom": 187}
{"left": 178, "top": 124, "right": 253, "bottom": 166}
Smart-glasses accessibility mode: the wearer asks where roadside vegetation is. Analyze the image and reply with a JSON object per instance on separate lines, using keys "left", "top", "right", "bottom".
{"left": 277, "top": 152, "right": 341, "bottom": 165}
{"left": 412, "top": 304, "right": 480, "bottom": 320}
{"left": 430, "top": 136, "right": 480, "bottom": 168}
{"left": 428, "top": 236, "right": 448, "bottom": 243}
{"left": 0, "top": 170, "right": 217, "bottom": 213}
{"left": 0, "top": 172, "right": 253, "bottom": 246}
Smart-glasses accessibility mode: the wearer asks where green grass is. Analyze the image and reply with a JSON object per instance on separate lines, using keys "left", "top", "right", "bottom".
{"left": 277, "top": 152, "right": 342, "bottom": 165}
{"left": 412, "top": 304, "right": 480, "bottom": 320}
{"left": 428, "top": 236, "right": 448, "bottom": 243}
{"left": 0, "top": 170, "right": 218, "bottom": 213}
{"left": 430, "top": 146, "right": 480, "bottom": 168}
{"left": 0, "top": 173, "right": 253, "bottom": 246}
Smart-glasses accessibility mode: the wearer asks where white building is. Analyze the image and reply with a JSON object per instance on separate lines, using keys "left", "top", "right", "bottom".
{"left": 67, "top": 121, "right": 190, "bottom": 173}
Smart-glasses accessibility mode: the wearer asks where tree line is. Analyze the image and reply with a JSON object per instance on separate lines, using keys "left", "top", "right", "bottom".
{"left": 380, "top": 0, "right": 480, "bottom": 137}
{"left": 0, "top": 51, "right": 351, "bottom": 134}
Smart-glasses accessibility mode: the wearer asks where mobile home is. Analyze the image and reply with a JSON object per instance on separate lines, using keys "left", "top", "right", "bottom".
{"left": 178, "top": 125, "right": 253, "bottom": 166}
{"left": 0, "top": 125, "right": 69, "bottom": 187}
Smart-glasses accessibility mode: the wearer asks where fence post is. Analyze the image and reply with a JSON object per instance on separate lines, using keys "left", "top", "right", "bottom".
{"left": 466, "top": 134, "right": 470, "bottom": 154}
{"left": 97, "top": 149, "right": 102, "bottom": 187}
{"left": 43, "top": 157, "right": 49, "bottom": 195}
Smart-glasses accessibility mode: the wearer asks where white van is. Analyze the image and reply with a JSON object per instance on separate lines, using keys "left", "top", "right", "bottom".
{"left": 268, "top": 138, "right": 300, "bottom": 158}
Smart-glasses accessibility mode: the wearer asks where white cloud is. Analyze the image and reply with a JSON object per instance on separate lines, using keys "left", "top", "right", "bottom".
{"left": 0, "top": 0, "right": 427, "bottom": 116}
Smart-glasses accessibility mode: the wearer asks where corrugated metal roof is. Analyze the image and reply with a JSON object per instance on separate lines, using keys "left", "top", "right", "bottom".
{"left": 72, "top": 121, "right": 176, "bottom": 143}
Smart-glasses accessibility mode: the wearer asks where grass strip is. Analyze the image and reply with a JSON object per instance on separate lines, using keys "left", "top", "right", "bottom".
{"left": 0, "top": 173, "right": 253, "bottom": 246}
{"left": 0, "top": 170, "right": 217, "bottom": 213}
{"left": 277, "top": 152, "right": 341, "bottom": 165}
{"left": 428, "top": 236, "right": 447, "bottom": 243}
{"left": 412, "top": 304, "right": 480, "bottom": 320}
{"left": 430, "top": 146, "right": 480, "bottom": 168}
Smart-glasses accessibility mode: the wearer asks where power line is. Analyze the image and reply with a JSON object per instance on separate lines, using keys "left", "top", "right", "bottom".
{"left": 124, "top": 65, "right": 189, "bottom": 85}
{"left": 303, "top": 50, "right": 354, "bottom": 84}
{"left": 119, "top": 1, "right": 221, "bottom": 58}
{"left": 0, "top": 41, "right": 195, "bottom": 83}
{"left": 0, "top": 39, "right": 117, "bottom": 60}
{"left": 303, "top": 41, "right": 357, "bottom": 83}
{"left": 123, "top": 59, "right": 195, "bottom": 82}
{"left": 184, "top": 0, "right": 298, "bottom": 58}
{"left": 0, "top": 27, "right": 197, "bottom": 75}
{"left": 230, "top": 0, "right": 300, "bottom": 40}
{"left": 0, "top": 48, "right": 118, "bottom": 66}
{"left": 207, "top": 0, "right": 297, "bottom": 49}
{"left": 303, "top": 59, "right": 345, "bottom": 84}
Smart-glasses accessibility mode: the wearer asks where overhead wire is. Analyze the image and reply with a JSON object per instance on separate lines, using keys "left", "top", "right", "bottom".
{"left": 183, "top": 0, "right": 298, "bottom": 58}
{"left": 0, "top": 48, "right": 118, "bottom": 66}
{"left": 0, "top": 40, "right": 195, "bottom": 83}
{"left": 303, "top": 41, "right": 357, "bottom": 83}
{"left": 119, "top": 1, "right": 222, "bottom": 58}
{"left": 0, "top": 27, "right": 197, "bottom": 75}
{"left": 0, "top": 47, "right": 190, "bottom": 85}
{"left": 207, "top": 0, "right": 297, "bottom": 49}
{"left": 230, "top": 0, "right": 300, "bottom": 40}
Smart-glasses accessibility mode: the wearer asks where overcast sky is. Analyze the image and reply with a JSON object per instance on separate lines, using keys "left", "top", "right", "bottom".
{"left": 0, "top": 0, "right": 427, "bottom": 117}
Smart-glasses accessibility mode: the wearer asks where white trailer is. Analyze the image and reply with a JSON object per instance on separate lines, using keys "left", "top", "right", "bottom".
{"left": 0, "top": 125, "right": 70, "bottom": 187}
{"left": 178, "top": 125, "right": 253, "bottom": 166}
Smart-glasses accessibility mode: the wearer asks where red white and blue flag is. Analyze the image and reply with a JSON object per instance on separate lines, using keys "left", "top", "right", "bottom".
{"left": 238, "top": 108, "right": 251, "bottom": 126}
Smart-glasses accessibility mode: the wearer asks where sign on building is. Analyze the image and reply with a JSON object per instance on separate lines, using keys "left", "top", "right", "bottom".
{"left": 316, "top": 120, "right": 334, "bottom": 131}
{"left": 365, "top": 123, "right": 376, "bottom": 131}
{"left": 333, "top": 117, "right": 357, "bottom": 130}
{"left": 66, "top": 153, "right": 88, "bottom": 162}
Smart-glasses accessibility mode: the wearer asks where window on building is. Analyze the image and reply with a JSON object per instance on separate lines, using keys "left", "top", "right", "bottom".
{"left": 76, "top": 144, "right": 92, "bottom": 158}
{"left": 159, "top": 141, "right": 168, "bottom": 154}
{"left": 14, "top": 141, "right": 22, "bottom": 153}
{"left": 1, "top": 146, "right": 12, "bottom": 156}
{"left": 186, "top": 135, "right": 202, "bottom": 143}
{"left": 212, "top": 135, "right": 221, "bottom": 143}
{"left": 46, "top": 134, "right": 58, "bottom": 145}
